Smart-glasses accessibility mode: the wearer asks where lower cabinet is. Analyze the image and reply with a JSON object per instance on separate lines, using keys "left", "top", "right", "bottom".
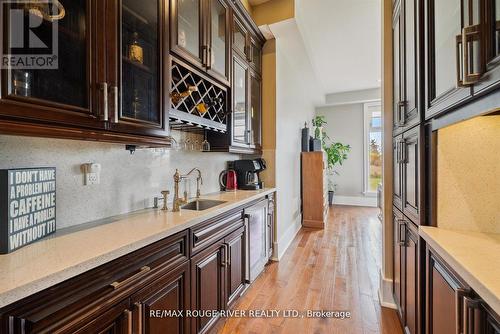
{"left": 191, "top": 239, "right": 227, "bottom": 334}
{"left": 426, "top": 246, "right": 500, "bottom": 334}
{"left": 392, "top": 207, "right": 418, "bottom": 334}
{"left": 191, "top": 223, "right": 246, "bottom": 334}
{"left": 131, "top": 261, "right": 191, "bottom": 334}
{"left": 0, "top": 195, "right": 275, "bottom": 334}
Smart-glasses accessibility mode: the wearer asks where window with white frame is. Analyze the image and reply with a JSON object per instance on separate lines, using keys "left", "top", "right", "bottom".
{"left": 363, "top": 102, "right": 382, "bottom": 195}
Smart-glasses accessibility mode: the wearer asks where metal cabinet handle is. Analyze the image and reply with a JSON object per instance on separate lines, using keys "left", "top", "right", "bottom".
{"left": 455, "top": 288, "right": 468, "bottom": 334}
{"left": 462, "top": 25, "right": 484, "bottom": 85}
{"left": 123, "top": 309, "right": 133, "bottom": 334}
{"left": 400, "top": 140, "right": 407, "bottom": 164}
{"left": 221, "top": 243, "right": 229, "bottom": 267}
{"left": 134, "top": 302, "right": 143, "bottom": 333}
{"left": 398, "top": 219, "right": 406, "bottom": 246}
{"left": 111, "top": 86, "right": 119, "bottom": 123}
{"left": 206, "top": 45, "right": 212, "bottom": 70}
{"left": 110, "top": 266, "right": 151, "bottom": 289}
{"left": 456, "top": 34, "right": 464, "bottom": 87}
{"left": 398, "top": 101, "right": 407, "bottom": 126}
{"left": 100, "top": 82, "right": 109, "bottom": 121}
{"left": 463, "top": 296, "right": 482, "bottom": 334}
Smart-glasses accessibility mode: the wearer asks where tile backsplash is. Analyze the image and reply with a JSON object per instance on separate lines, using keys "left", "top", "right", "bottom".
{"left": 0, "top": 132, "right": 236, "bottom": 229}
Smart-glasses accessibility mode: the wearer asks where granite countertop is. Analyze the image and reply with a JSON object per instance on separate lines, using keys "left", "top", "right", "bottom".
{"left": 0, "top": 188, "right": 276, "bottom": 309}
{"left": 419, "top": 226, "right": 500, "bottom": 315}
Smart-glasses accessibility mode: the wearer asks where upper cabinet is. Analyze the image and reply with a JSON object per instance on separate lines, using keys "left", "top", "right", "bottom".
{"left": 108, "top": 0, "right": 169, "bottom": 137}
{"left": 0, "top": 0, "right": 170, "bottom": 144}
{"left": 0, "top": 0, "right": 105, "bottom": 129}
{"left": 170, "top": 0, "right": 230, "bottom": 84}
{"left": 393, "top": 0, "right": 421, "bottom": 135}
{"left": 424, "top": 0, "right": 500, "bottom": 119}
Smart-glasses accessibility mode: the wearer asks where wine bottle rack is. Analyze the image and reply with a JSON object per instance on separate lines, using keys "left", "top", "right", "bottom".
{"left": 170, "top": 58, "right": 228, "bottom": 133}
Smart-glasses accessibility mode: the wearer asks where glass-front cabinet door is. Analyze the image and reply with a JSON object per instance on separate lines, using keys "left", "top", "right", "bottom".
{"left": 249, "top": 71, "right": 261, "bottom": 148}
{"left": 116, "top": 0, "right": 163, "bottom": 131}
{"left": 171, "top": 0, "right": 203, "bottom": 66}
{"left": 233, "top": 17, "right": 248, "bottom": 59}
{"left": 207, "top": 0, "right": 229, "bottom": 83}
{"left": 425, "top": 0, "right": 473, "bottom": 118}
{"left": 232, "top": 56, "right": 249, "bottom": 145}
{"left": 0, "top": 0, "right": 105, "bottom": 128}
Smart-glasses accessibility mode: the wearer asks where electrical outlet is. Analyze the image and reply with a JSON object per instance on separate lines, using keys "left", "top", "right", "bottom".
{"left": 82, "top": 163, "right": 101, "bottom": 186}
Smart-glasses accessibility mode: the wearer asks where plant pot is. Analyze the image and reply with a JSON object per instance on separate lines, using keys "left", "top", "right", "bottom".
{"left": 328, "top": 190, "right": 334, "bottom": 206}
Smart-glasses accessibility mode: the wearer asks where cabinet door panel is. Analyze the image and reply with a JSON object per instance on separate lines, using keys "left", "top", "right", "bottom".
{"left": 232, "top": 56, "right": 249, "bottom": 146}
{"left": 191, "top": 241, "right": 225, "bottom": 334}
{"left": 226, "top": 226, "right": 246, "bottom": 305}
{"left": 132, "top": 262, "right": 190, "bottom": 334}
{"left": 393, "top": 5, "right": 403, "bottom": 132}
{"left": 171, "top": 0, "right": 202, "bottom": 63}
{"left": 393, "top": 135, "right": 403, "bottom": 209}
{"left": 393, "top": 207, "right": 405, "bottom": 319}
{"left": 402, "top": 127, "right": 421, "bottom": 224}
{"left": 120, "top": 0, "right": 162, "bottom": 126}
{"left": 427, "top": 250, "right": 469, "bottom": 334}
{"left": 425, "top": 0, "right": 472, "bottom": 118}
{"left": 249, "top": 71, "right": 261, "bottom": 148}
{"left": 207, "top": 0, "right": 229, "bottom": 82}
{"left": 402, "top": 0, "right": 419, "bottom": 128}
{"left": 0, "top": 0, "right": 104, "bottom": 128}
{"left": 405, "top": 223, "right": 418, "bottom": 334}
{"left": 233, "top": 18, "right": 248, "bottom": 58}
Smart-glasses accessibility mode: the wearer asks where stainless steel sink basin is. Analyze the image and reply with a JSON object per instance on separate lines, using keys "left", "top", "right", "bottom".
{"left": 181, "top": 199, "right": 227, "bottom": 211}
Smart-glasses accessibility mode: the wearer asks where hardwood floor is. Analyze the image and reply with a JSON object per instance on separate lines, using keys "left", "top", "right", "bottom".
{"left": 213, "top": 205, "right": 403, "bottom": 334}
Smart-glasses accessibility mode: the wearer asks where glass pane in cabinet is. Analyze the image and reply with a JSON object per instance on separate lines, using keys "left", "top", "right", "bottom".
{"left": 177, "top": 0, "right": 200, "bottom": 56}
{"left": 494, "top": 0, "right": 500, "bottom": 57}
{"left": 233, "top": 21, "right": 246, "bottom": 55}
{"left": 210, "top": 0, "right": 226, "bottom": 76}
{"left": 434, "top": 0, "right": 461, "bottom": 97}
{"left": 252, "top": 43, "right": 261, "bottom": 70}
{"left": 250, "top": 75, "right": 261, "bottom": 145}
{"left": 122, "top": 0, "right": 159, "bottom": 123}
{"left": 233, "top": 60, "right": 247, "bottom": 143}
{"left": 8, "top": 1, "right": 88, "bottom": 108}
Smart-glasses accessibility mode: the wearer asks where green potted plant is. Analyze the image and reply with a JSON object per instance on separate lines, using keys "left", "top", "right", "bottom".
{"left": 312, "top": 116, "right": 327, "bottom": 141}
{"left": 324, "top": 141, "right": 351, "bottom": 205}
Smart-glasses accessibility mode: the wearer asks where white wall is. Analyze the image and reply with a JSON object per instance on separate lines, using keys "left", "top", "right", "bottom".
{"left": 270, "top": 19, "right": 324, "bottom": 256}
{"left": 316, "top": 103, "right": 376, "bottom": 206}
{"left": 0, "top": 132, "right": 235, "bottom": 229}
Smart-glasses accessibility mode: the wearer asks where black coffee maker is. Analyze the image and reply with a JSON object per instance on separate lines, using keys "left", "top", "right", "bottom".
{"left": 231, "top": 158, "right": 266, "bottom": 190}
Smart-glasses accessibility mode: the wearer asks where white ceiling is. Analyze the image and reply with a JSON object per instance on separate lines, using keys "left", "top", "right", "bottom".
{"left": 295, "top": 0, "right": 381, "bottom": 95}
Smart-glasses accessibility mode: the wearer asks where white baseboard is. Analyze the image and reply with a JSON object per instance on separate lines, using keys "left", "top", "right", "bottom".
{"left": 378, "top": 269, "right": 397, "bottom": 309}
{"left": 272, "top": 214, "right": 302, "bottom": 261}
{"left": 333, "top": 195, "right": 377, "bottom": 207}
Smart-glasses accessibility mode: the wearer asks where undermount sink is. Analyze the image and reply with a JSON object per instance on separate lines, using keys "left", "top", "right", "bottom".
{"left": 181, "top": 199, "right": 227, "bottom": 211}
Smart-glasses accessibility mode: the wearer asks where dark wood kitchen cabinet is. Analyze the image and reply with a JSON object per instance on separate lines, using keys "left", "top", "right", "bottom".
{"left": 392, "top": 208, "right": 419, "bottom": 334}
{"left": 0, "top": 231, "right": 189, "bottom": 334}
{"left": 225, "top": 226, "right": 246, "bottom": 306}
{"left": 0, "top": 1, "right": 105, "bottom": 128}
{"left": 401, "top": 125, "right": 422, "bottom": 225}
{"left": 108, "top": 0, "right": 170, "bottom": 138}
{"left": 191, "top": 239, "right": 226, "bottom": 334}
{"left": 393, "top": 0, "right": 421, "bottom": 134}
{"left": 170, "top": 0, "right": 230, "bottom": 84}
{"left": 131, "top": 261, "right": 190, "bottom": 334}
{"left": 425, "top": 245, "right": 500, "bottom": 334}
{"left": 0, "top": 0, "right": 171, "bottom": 145}
{"left": 424, "top": 0, "right": 500, "bottom": 119}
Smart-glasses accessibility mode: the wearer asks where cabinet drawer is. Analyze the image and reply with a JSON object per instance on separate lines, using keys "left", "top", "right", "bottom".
{"left": 190, "top": 209, "right": 244, "bottom": 255}
{"left": 0, "top": 230, "right": 189, "bottom": 334}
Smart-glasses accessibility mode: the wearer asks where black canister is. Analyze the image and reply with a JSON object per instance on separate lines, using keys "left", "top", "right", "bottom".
{"left": 301, "top": 122, "right": 310, "bottom": 152}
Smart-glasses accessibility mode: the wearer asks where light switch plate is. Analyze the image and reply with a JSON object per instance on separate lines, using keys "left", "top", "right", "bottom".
{"left": 82, "top": 163, "right": 101, "bottom": 185}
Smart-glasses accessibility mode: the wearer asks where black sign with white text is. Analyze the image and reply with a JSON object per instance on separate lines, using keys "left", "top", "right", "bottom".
{"left": 0, "top": 168, "right": 56, "bottom": 253}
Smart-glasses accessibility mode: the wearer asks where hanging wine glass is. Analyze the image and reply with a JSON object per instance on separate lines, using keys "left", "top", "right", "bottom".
{"left": 202, "top": 131, "right": 210, "bottom": 152}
